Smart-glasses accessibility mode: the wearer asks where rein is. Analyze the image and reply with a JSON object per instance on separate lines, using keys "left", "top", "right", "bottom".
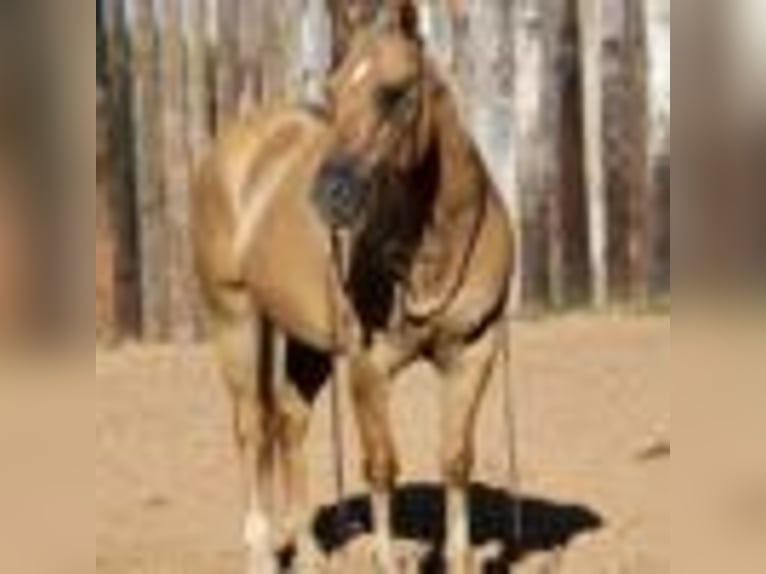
{"left": 499, "top": 309, "right": 524, "bottom": 560}
{"left": 327, "top": 226, "right": 356, "bottom": 550}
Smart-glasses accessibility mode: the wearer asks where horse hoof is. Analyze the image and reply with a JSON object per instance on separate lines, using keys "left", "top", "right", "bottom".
{"left": 372, "top": 557, "right": 399, "bottom": 574}
{"left": 372, "top": 546, "right": 400, "bottom": 574}
{"left": 445, "top": 552, "right": 475, "bottom": 574}
{"left": 292, "top": 544, "right": 327, "bottom": 574}
{"left": 247, "top": 548, "right": 279, "bottom": 574}
{"left": 247, "top": 558, "right": 278, "bottom": 574}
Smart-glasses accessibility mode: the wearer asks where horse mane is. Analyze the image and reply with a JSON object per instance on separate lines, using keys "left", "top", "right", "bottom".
{"left": 347, "top": 83, "right": 444, "bottom": 332}
{"left": 345, "top": 59, "right": 490, "bottom": 334}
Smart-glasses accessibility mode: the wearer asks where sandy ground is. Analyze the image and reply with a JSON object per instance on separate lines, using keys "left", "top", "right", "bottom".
{"left": 95, "top": 314, "right": 671, "bottom": 573}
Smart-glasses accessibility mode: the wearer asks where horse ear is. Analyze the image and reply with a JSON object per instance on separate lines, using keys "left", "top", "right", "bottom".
{"left": 386, "top": 0, "right": 421, "bottom": 38}
{"left": 330, "top": 1, "right": 374, "bottom": 66}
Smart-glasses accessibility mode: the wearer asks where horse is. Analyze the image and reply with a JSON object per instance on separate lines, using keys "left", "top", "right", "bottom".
{"left": 191, "top": 2, "right": 515, "bottom": 572}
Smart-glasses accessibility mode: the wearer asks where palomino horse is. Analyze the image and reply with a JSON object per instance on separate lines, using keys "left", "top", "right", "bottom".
{"left": 192, "top": 2, "right": 515, "bottom": 572}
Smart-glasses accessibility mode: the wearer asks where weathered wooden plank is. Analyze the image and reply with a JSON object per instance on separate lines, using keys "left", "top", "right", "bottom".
{"left": 104, "top": 0, "right": 142, "bottom": 337}
{"left": 513, "top": 0, "right": 555, "bottom": 308}
{"left": 215, "top": 0, "right": 241, "bottom": 128}
{"left": 187, "top": 0, "right": 212, "bottom": 167}
{"left": 160, "top": 0, "right": 198, "bottom": 341}
{"left": 602, "top": 0, "right": 651, "bottom": 302}
{"left": 130, "top": 0, "right": 170, "bottom": 339}
{"left": 578, "top": 0, "right": 609, "bottom": 307}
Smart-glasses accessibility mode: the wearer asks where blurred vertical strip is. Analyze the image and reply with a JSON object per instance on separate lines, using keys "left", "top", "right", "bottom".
{"left": 45, "top": 0, "right": 93, "bottom": 342}
{"left": 104, "top": 0, "right": 142, "bottom": 338}
{"left": 98, "top": 0, "right": 106, "bottom": 87}
{"left": 21, "top": 0, "right": 74, "bottom": 338}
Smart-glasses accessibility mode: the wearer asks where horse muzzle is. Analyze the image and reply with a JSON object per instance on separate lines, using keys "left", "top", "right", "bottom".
{"left": 312, "top": 156, "right": 372, "bottom": 230}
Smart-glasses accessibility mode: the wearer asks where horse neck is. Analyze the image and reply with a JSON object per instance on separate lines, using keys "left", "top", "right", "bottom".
{"left": 429, "top": 90, "right": 484, "bottom": 222}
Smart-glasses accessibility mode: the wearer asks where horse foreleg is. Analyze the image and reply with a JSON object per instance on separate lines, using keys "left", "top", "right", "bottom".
{"left": 349, "top": 348, "right": 403, "bottom": 574}
{"left": 276, "top": 381, "right": 324, "bottom": 572}
{"left": 438, "top": 326, "right": 498, "bottom": 574}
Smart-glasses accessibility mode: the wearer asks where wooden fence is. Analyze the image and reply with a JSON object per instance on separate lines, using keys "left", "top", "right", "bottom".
{"left": 96, "top": 0, "right": 670, "bottom": 342}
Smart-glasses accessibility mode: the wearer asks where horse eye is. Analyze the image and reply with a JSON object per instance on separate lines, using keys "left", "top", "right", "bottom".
{"left": 375, "top": 85, "right": 410, "bottom": 114}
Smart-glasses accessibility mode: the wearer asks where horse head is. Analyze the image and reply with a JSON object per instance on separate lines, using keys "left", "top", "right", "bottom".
{"left": 313, "top": 0, "right": 438, "bottom": 230}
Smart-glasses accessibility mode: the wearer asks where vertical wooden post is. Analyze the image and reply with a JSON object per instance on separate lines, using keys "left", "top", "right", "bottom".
{"left": 446, "top": 1, "right": 520, "bottom": 306}
{"left": 239, "top": 0, "right": 263, "bottom": 106}
{"left": 646, "top": 0, "right": 670, "bottom": 296}
{"left": 513, "top": 0, "right": 551, "bottom": 308}
{"left": 160, "top": 0, "right": 197, "bottom": 341}
{"left": 131, "top": 0, "right": 169, "bottom": 339}
{"left": 625, "top": 0, "right": 651, "bottom": 302}
{"left": 257, "top": 0, "right": 301, "bottom": 101}
{"left": 216, "top": 0, "right": 241, "bottom": 129}
{"left": 187, "top": 0, "right": 213, "bottom": 336}
{"left": 104, "top": 0, "right": 142, "bottom": 337}
{"left": 299, "top": 0, "right": 332, "bottom": 100}
{"left": 188, "top": 0, "right": 212, "bottom": 167}
{"left": 542, "top": 0, "right": 567, "bottom": 310}
{"left": 578, "top": 0, "right": 609, "bottom": 307}
{"left": 602, "top": 0, "right": 650, "bottom": 302}
{"left": 553, "top": 0, "right": 592, "bottom": 307}
{"left": 326, "top": 0, "right": 347, "bottom": 66}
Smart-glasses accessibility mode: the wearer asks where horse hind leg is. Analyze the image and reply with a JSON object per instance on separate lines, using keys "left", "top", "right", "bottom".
{"left": 348, "top": 343, "right": 412, "bottom": 574}
{"left": 273, "top": 339, "right": 330, "bottom": 572}
{"left": 206, "top": 287, "right": 280, "bottom": 574}
{"left": 438, "top": 326, "right": 499, "bottom": 574}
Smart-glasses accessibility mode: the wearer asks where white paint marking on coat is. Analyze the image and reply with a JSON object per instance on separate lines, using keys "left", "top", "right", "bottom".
{"left": 244, "top": 509, "right": 271, "bottom": 547}
{"left": 229, "top": 116, "right": 304, "bottom": 213}
{"left": 350, "top": 59, "right": 373, "bottom": 87}
{"left": 232, "top": 137, "right": 315, "bottom": 268}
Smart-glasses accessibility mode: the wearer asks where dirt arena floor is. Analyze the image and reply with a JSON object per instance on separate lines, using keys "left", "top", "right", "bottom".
{"left": 96, "top": 314, "right": 671, "bottom": 573}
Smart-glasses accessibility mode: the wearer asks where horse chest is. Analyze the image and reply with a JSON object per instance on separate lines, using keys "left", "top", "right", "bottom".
{"left": 344, "top": 206, "right": 475, "bottom": 340}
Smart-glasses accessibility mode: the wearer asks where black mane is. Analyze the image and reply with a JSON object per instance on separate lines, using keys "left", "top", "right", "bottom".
{"left": 348, "top": 137, "right": 441, "bottom": 334}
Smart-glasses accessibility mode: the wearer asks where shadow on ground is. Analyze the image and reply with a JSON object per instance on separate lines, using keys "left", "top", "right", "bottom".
{"left": 313, "top": 482, "right": 603, "bottom": 572}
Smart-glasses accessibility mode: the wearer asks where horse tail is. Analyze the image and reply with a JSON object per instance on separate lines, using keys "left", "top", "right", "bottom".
{"left": 253, "top": 314, "right": 285, "bottom": 440}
